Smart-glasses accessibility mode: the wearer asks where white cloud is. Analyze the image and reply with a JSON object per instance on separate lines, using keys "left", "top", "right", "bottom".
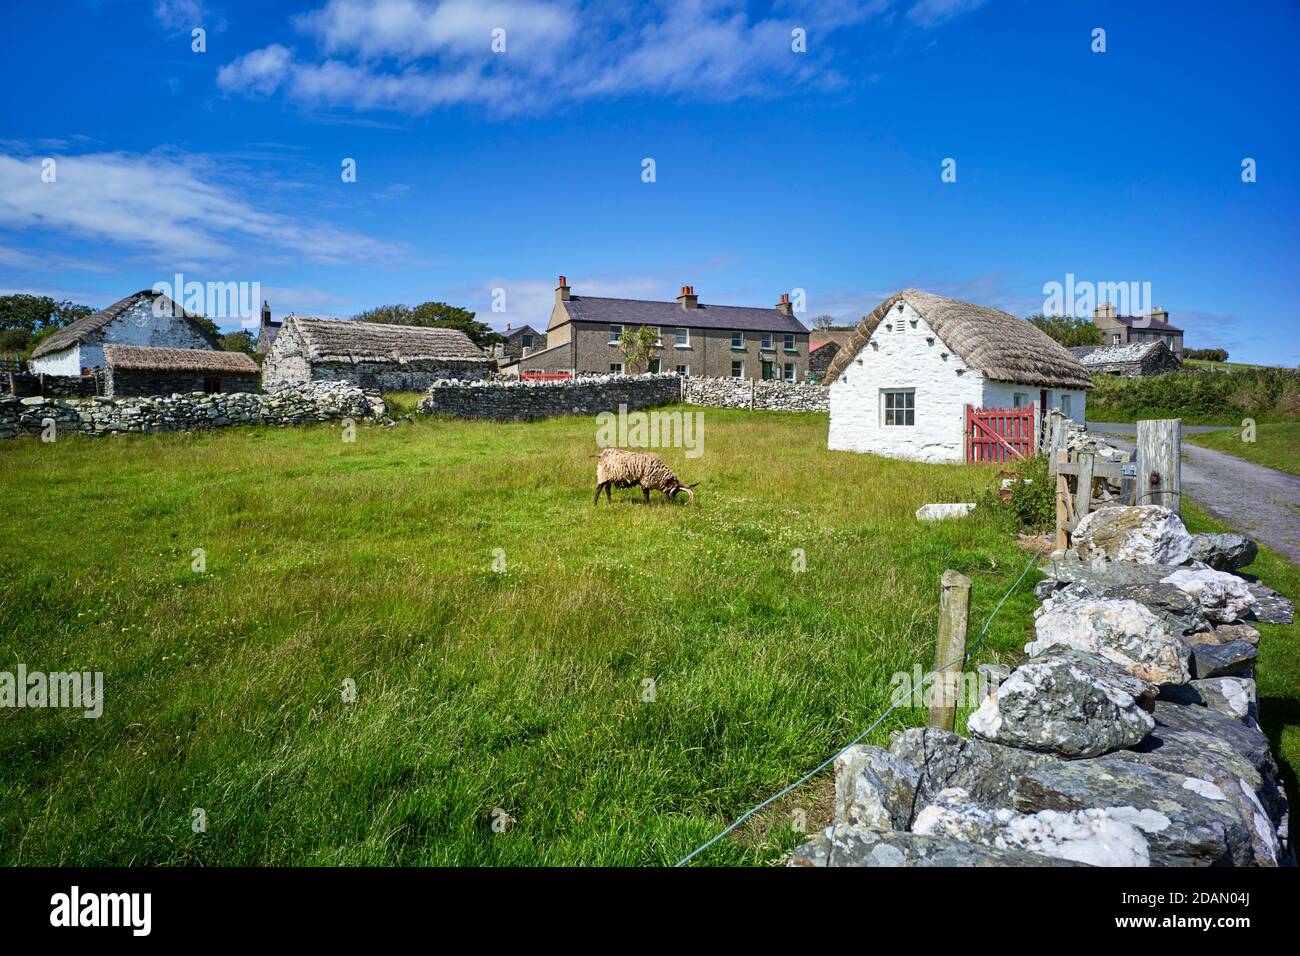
{"left": 154, "top": 0, "right": 222, "bottom": 33}
{"left": 0, "top": 151, "right": 398, "bottom": 269}
{"left": 216, "top": 0, "right": 968, "bottom": 114}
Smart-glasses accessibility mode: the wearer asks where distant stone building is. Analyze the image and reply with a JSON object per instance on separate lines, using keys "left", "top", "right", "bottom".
{"left": 512, "top": 277, "right": 811, "bottom": 380}
{"left": 103, "top": 345, "right": 261, "bottom": 397}
{"left": 809, "top": 329, "right": 855, "bottom": 382}
{"left": 1068, "top": 340, "right": 1182, "bottom": 378}
{"left": 255, "top": 302, "right": 282, "bottom": 354}
{"left": 1091, "top": 303, "right": 1184, "bottom": 356}
{"left": 262, "top": 316, "right": 494, "bottom": 390}
{"left": 28, "top": 290, "right": 221, "bottom": 375}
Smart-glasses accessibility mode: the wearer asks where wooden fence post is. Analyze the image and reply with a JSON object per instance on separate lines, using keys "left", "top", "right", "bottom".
{"left": 1075, "top": 451, "right": 1095, "bottom": 523}
{"left": 1055, "top": 448, "right": 1072, "bottom": 550}
{"left": 1136, "top": 418, "right": 1182, "bottom": 512}
{"left": 928, "top": 570, "right": 972, "bottom": 732}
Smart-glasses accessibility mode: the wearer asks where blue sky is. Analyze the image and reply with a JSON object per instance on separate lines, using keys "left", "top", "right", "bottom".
{"left": 1, "top": 0, "right": 1297, "bottom": 363}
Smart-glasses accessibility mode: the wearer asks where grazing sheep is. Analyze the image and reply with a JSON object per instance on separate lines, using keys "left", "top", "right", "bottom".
{"left": 593, "top": 448, "right": 698, "bottom": 506}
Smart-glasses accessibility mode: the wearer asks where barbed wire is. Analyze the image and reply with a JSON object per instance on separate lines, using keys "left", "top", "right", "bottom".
{"left": 673, "top": 541, "right": 1048, "bottom": 867}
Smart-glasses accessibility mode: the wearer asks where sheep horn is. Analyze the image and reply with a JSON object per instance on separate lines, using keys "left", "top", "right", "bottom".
{"left": 679, "top": 487, "right": 695, "bottom": 504}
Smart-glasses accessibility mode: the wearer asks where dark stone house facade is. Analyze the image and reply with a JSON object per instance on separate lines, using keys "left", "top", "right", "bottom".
{"left": 511, "top": 277, "right": 811, "bottom": 381}
{"left": 103, "top": 345, "right": 261, "bottom": 397}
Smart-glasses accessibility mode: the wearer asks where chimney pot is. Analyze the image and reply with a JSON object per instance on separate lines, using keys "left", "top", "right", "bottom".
{"left": 676, "top": 284, "right": 699, "bottom": 310}
{"left": 556, "top": 275, "right": 571, "bottom": 302}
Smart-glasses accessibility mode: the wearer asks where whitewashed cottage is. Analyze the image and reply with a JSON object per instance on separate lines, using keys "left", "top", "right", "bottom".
{"left": 825, "top": 290, "right": 1092, "bottom": 463}
{"left": 28, "top": 290, "right": 222, "bottom": 375}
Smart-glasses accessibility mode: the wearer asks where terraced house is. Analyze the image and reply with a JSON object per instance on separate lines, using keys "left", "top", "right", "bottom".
{"left": 509, "top": 277, "right": 811, "bottom": 380}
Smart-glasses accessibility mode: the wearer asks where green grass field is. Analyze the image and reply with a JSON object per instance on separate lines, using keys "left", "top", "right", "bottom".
{"left": 1185, "top": 422, "right": 1300, "bottom": 477}
{"left": 1, "top": 406, "right": 1296, "bottom": 865}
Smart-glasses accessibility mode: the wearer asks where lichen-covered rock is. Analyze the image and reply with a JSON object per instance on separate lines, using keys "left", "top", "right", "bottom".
{"left": 1245, "top": 582, "right": 1294, "bottom": 625}
{"left": 886, "top": 727, "right": 1060, "bottom": 813}
{"left": 1190, "top": 623, "right": 1261, "bottom": 647}
{"left": 967, "top": 648, "right": 1155, "bottom": 758}
{"left": 1161, "top": 568, "right": 1257, "bottom": 625}
{"left": 1101, "top": 583, "right": 1209, "bottom": 637}
{"left": 834, "top": 745, "right": 919, "bottom": 830}
{"left": 1190, "top": 533, "right": 1258, "bottom": 572}
{"left": 1191, "top": 639, "right": 1258, "bottom": 679}
{"left": 912, "top": 787, "right": 1150, "bottom": 866}
{"left": 1028, "top": 597, "right": 1192, "bottom": 685}
{"left": 1072, "top": 505, "right": 1194, "bottom": 565}
{"left": 1190, "top": 677, "right": 1257, "bottom": 721}
{"left": 787, "top": 824, "right": 1084, "bottom": 867}
{"left": 1011, "top": 752, "right": 1257, "bottom": 866}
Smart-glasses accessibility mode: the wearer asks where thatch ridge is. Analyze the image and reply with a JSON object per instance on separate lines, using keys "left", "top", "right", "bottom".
{"left": 822, "top": 290, "right": 1092, "bottom": 389}
{"left": 288, "top": 317, "right": 490, "bottom": 365}
{"left": 103, "top": 345, "right": 259, "bottom": 374}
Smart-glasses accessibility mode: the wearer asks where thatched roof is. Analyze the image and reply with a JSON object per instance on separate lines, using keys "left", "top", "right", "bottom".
{"left": 287, "top": 317, "right": 490, "bottom": 365}
{"left": 103, "top": 345, "right": 259, "bottom": 374}
{"left": 822, "top": 290, "right": 1093, "bottom": 389}
{"left": 1069, "top": 341, "right": 1167, "bottom": 365}
{"left": 32, "top": 290, "right": 219, "bottom": 358}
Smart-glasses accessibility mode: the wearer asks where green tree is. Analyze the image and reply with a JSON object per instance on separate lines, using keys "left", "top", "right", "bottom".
{"left": 0, "top": 294, "right": 94, "bottom": 354}
{"left": 1027, "top": 314, "right": 1102, "bottom": 347}
{"left": 810, "top": 314, "right": 837, "bottom": 332}
{"left": 219, "top": 330, "right": 256, "bottom": 354}
{"left": 352, "top": 301, "right": 504, "bottom": 348}
{"left": 618, "top": 325, "right": 661, "bottom": 374}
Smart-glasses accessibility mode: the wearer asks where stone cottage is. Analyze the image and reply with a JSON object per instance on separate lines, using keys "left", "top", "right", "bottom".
{"left": 826, "top": 290, "right": 1092, "bottom": 463}
{"left": 512, "top": 277, "right": 811, "bottom": 380}
{"left": 28, "top": 290, "right": 222, "bottom": 375}
{"left": 102, "top": 345, "right": 261, "bottom": 397}
{"left": 261, "top": 316, "right": 494, "bottom": 390}
{"left": 1091, "top": 302, "right": 1184, "bottom": 356}
{"left": 1068, "top": 340, "right": 1181, "bottom": 378}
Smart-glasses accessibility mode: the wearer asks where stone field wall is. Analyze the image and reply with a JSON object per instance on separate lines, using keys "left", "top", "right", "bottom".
{"left": 0, "top": 381, "right": 384, "bottom": 440}
{"left": 417, "top": 373, "right": 683, "bottom": 421}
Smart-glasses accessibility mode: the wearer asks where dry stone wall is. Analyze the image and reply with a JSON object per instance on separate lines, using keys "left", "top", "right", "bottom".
{"left": 0, "top": 381, "right": 383, "bottom": 440}
{"left": 417, "top": 373, "right": 682, "bottom": 421}
{"left": 682, "top": 377, "right": 828, "bottom": 412}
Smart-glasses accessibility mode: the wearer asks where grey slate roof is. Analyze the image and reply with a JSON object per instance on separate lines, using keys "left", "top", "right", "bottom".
{"left": 288, "top": 317, "right": 491, "bottom": 365}
{"left": 103, "top": 344, "right": 260, "bottom": 374}
{"left": 1114, "top": 314, "right": 1183, "bottom": 333}
{"left": 31, "top": 290, "right": 219, "bottom": 358}
{"left": 561, "top": 295, "right": 809, "bottom": 334}
{"left": 824, "top": 290, "right": 1093, "bottom": 389}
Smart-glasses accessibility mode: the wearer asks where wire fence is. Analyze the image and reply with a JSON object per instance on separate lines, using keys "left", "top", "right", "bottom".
{"left": 674, "top": 541, "right": 1048, "bottom": 867}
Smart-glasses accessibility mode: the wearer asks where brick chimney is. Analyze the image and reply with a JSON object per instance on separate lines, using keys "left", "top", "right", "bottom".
{"left": 556, "top": 275, "right": 571, "bottom": 302}
{"left": 775, "top": 293, "right": 794, "bottom": 317}
{"left": 1094, "top": 302, "right": 1117, "bottom": 321}
{"left": 1149, "top": 305, "right": 1169, "bottom": 326}
{"left": 676, "top": 285, "right": 699, "bottom": 309}
{"left": 261, "top": 300, "right": 272, "bottom": 328}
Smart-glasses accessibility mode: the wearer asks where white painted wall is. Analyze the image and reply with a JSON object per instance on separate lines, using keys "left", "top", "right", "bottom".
{"left": 981, "top": 380, "right": 1087, "bottom": 424}
{"left": 28, "top": 346, "right": 81, "bottom": 375}
{"left": 828, "top": 302, "right": 985, "bottom": 462}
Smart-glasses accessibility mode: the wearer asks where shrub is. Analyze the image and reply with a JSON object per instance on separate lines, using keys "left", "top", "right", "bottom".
{"left": 976, "top": 453, "right": 1056, "bottom": 532}
{"left": 1087, "top": 366, "right": 1300, "bottom": 424}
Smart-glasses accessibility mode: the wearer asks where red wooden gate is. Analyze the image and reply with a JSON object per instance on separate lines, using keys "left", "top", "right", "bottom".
{"left": 521, "top": 371, "right": 573, "bottom": 382}
{"left": 966, "top": 404, "right": 1035, "bottom": 462}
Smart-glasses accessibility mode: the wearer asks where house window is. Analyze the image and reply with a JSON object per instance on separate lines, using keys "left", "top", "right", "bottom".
{"left": 610, "top": 362, "right": 624, "bottom": 375}
{"left": 1060, "top": 394, "right": 1072, "bottom": 418}
{"left": 675, "top": 327, "right": 690, "bottom": 347}
{"left": 1112, "top": 333, "right": 1122, "bottom": 344}
{"left": 783, "top": 363, "right": 795, "bottom": 381}
{"left": 783, "top": 333, "right": 796, "bottom": 352}
{"left": 882, "top": 389, "right": 915, "bottom": 426}
{"left": 649, "top": 358, "right": 661, "bottom": 373}
{"left": 522, "top": 334, "right": 533, "bottom": 348}
{"left": 675, "top": 364, "right": 689, "bottom": 376}
{"left": 731, "top": 360, "right": 744, "bottom": 379}
{"left": 761, "top": 360, "right": 774, "bottom": 380}
{"left": 609, "top": 324, "right": 623, "bottom": 344}
{"left": 203, "top": 378, "right": 221, "bottom": 394}
{"left": 731, "top": 331, "right": 744, "bottom": 349}
{"left": 761, "top": 333, "right": 773, "bottom": 350}
{"left": 1012, "top": 392, "right": 1027, "bottom": 408}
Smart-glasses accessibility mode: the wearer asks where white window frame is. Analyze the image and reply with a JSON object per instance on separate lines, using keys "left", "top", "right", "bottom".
{"left": 1012, "top": 392, "right": 1027, "bottom": 409}
{"left": 760, "top": 332, "right": 773, "bottom": 351}
{"left": 610, "top": 362, "right": 624, "bottom": 375}
{"left": 675, "top": 327, "right": 690, "bottom": 347}
{"left": 731, "top": 360, "right": 744, "bottom": 379}
{"left": 783, "top": 363, "right": 795, "bottom": 382}
{"left": 783, "top": 333, "right": 796, "bottom": 352}
{"left": 881, "top": 388, "right": 916, "bottom": 427}
{"left": 1060, "top": 394, "right": 1072, "bottom": 418}
{"left": 609, "top": 324, "right": 623, "bottom": 344}
{"left": 675, "top": 364, "right": 690, "bottom": 376}
{"left": 731, "top": 330, "right": 744, "bottom": 350}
